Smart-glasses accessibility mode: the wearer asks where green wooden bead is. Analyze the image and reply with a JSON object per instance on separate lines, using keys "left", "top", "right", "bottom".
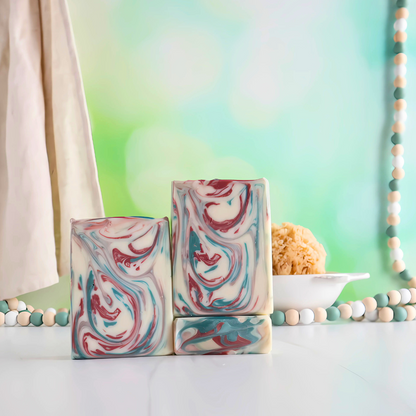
{"left": 391, "top": 133, "right": 402, "bottom": 144}
{"left": 386, "top": 226, "right": 397, "bottom": 237}
{"left": 394, "top": 87, "right": 405, "bottom": 99}
{"left": 400, "top": 269, "right": 412, "bottom": 281}
{"left": 332, "top": 300, "right": 344, "bottom": 307}
{"left": 397, "top": 0, "right": 408, "bottom": 7}
{"left": 56, "top": 311, "right": 69, "bottom": 326}
{"left": 0, "top": 300, "right": 8, "bottom": 314}
{"left": 394, "top": 42, "right": 405, "bottom": 54}
{"left": 375, "top": 293, "right": 389, "bottom": 308}
{"left": 326, "top": 306, "right": 341, "bottom": 321}
{"left": 392, "top": 306, "right": 407, "bottom": 322}
{"left": 271, "top": 310, "right": 285, "bottom": 326}
{"left": 30, "top": 312, "right": 43, "bottom": 327}
{"left": 389, "top": 179, "right": 399, "bottom": 191}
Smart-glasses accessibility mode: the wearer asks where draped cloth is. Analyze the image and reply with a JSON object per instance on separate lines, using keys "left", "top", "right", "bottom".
{"left": 0, "top": 0, "right": 104, "bottom": 299}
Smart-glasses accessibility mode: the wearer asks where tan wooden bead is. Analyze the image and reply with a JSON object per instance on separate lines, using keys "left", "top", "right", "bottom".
{"left": 394, "top": 75, "right": 407, "bottom": 88}
{"left": 362, "top": 297, "right": 377, "bottom": 313}
{"left": 396, "top": 8, "right": 409, "bottom": 19}
{"left": 26, "top": 305, "right": 34, "bottom": 313}
{"left": 33, "top": 309, "right": 44, "bottom": 314}
{"left": 338, "top": 304, "right": 352, "bottom": 319}
{"left": 388, "top": 237, "right": 401, "bottom": 249}
{"left": 392, "top": 168, "right": 405, "bottom": 180}
{"left": 352, "top": 315, "right": 364, "bottom": 322}
{"left": 394, "top": 53, "right": 407, "bottom": 65}
{"left": 6, "top": 298, "right": 18, "bottom": 310}
{"left": 392, "top": 121, "right": 405, "bottom": 133}
{"left": 17, "top": 311, "right": 31, "bottom": 327}
{"left": 0, "top": 312, "right": 4, "bottom": 326}
{"left": 408, "top": 277, "right": 416, "bottom": 289}
{"left": 388, "top": 191, "right": 401, "bottom": 202}
{"left": 409, "top": 288, "right": 416, "bottom": 303}
{"left": 391, "top": 144, "right": 404, "bottom": 156}
{"left": 285, "top": 309, "right": 299, "bottom": 326}
{"left": 314, "top": 307, "right": 327, "bottom": 323}
{"left": 393, "top": 260, "right": 406, "bottom": 273}
{"left": 58, "top": 308, "right": 69, "bottom": 313}
{"left": 379, "top": 307, "right": 394, "bottom": 322}
{"left": 388, "top": 290, "right": 401, "bottom": 305}
{"left": 394, "top": 31, "right": 407, "bottom": 43}
{"left": 387, "top": 214, "right": 400, "bottom": 226}
{"left": 346, "top": 301, "right": 353, "bottom": 306}
{"left": 394, "top": 98, "right": 407, "bottom": 110}
{"left": 43, "top": 311, "right": 56, "bottom": 327}
{"left": 404, "top": 305, "right": 416, "bottom": 321}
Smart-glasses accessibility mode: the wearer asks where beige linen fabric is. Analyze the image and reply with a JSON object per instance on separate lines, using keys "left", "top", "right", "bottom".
{"left": 0, "top": 0, "right": 104, "bottom": 299}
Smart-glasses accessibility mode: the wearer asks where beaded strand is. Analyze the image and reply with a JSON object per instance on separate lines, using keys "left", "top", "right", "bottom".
{"left": 270, "top": 0, "right": 416, "bottom": 327}
{"left": 0, "top": 298, "right": 69, "bottom": 327}
{"left": 389, "top": 0, "right": 416, "bottom": 287}
{"left": 272, "top": 288, "right": 416, "bottom": 326}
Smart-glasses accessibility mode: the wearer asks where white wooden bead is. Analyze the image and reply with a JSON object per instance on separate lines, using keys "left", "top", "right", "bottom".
{"left": 365, "top": 309, "right": 378, "bottom": 322}
{"left": 388, "top": 202, "right": 401, "bottom": 214}
{"left": 351, "top": 300, "right": 366, "bottom": 318}
{"left": 394, "top": 111, "right": 407, "bottom": 122}
{"left": 5, "top": 310, "right": 18, "bottom": 326}
{"left": 392, "top": 155, "right": 404, "bottom": 168}
{"left": 399, "top": 288, "right": 411, "bottom": 305}
{"left": 394, "top": 18, "right": 407, "bottom": 32}
{"left": 390, "top": 248, "right": 404, "bottom": 261}
{"left": 45, "top": 308, "right": 57, "bottom": 315}
{"left": 299, "top": 309, "right": 314, "bottom": 325}
{"left": 394, "top": 64, "right": 407, "bottom": 77}
{"left": 17, "top": 301, "right": 26, "bottom": 312}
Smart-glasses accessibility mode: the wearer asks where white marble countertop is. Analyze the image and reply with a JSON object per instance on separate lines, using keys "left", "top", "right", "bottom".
{"left": 1, "top": 322, "right": 415, "bottom": 416}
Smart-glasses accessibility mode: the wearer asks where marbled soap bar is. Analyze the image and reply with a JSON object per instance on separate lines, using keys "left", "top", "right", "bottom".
{"left": 172, "top": 179, "right": 273, "bottom": 316}
{"left": 174, "top": 315, "right": 272, "bottom": 355}
{"left": 70, "top": 216, "right": 173, "bottom": 359}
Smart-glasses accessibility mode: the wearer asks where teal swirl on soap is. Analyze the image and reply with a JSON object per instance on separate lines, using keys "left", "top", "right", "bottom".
{"left": 172, "top": 179, "right": 273, "bottom": 316}
{"left": 174, "top": 315, "right": 272, "bottom": 355}
{"left": 70, "top": 216, "right": 173, "bottom": 359}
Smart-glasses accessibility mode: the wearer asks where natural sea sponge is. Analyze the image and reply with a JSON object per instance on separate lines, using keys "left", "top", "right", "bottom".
{"left": 271, "top": 222, "right": 326, "bottom": 275}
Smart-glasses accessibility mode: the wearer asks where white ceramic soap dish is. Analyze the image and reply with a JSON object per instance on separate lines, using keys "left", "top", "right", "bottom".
{"left": 273, "top": 272, "right": 370, "bottom": 312}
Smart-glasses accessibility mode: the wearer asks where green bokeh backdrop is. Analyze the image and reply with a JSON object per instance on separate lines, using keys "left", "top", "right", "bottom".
{"left": 21, "top": 0, "right": 416, "bottom": 309}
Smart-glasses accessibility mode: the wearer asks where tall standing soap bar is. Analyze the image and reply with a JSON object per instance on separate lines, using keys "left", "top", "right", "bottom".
{"left": 172, "top": 179, "right": 273, "bottom": 316}
{"left": 70, "top": 216, "right": 173, "bottom": 359}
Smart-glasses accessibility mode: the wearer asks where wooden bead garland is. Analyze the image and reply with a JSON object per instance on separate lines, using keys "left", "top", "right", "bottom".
{"left": 0, "top": 298, "right": 70, "bottom": 327}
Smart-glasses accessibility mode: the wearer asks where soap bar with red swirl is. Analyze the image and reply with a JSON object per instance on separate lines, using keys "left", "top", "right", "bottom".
{"left": 172, "top": 179, "right": 273, "bottom": 316}
{"left": 70, "top": 216, "right": 173, "bottom": 359}
{"left": 174, "top": 315, "right": 272, "bottom": 355}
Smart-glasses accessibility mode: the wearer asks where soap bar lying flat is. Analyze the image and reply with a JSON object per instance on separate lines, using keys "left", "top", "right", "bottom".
{"left": 174, "top": 315, "right": 272, "bottom": 355}
{"left": 70, "top": 216, "right": 173, "bottom": 359}
{"left": 172, "top": 179, "right": 273, "bottom": 316}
